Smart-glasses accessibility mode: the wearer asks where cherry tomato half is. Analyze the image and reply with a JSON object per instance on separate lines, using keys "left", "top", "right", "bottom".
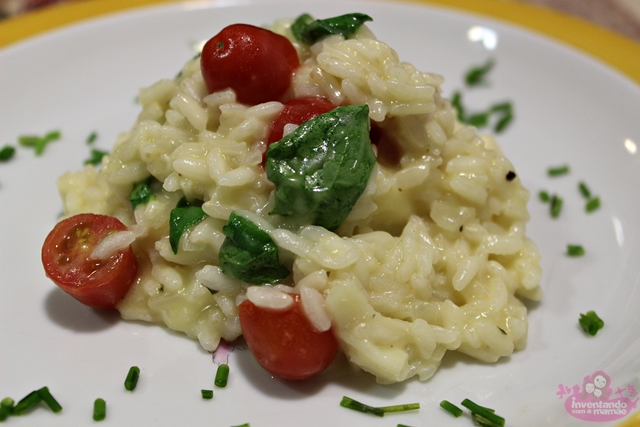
{"left": 41, "top": 213, "right": 138, "bottom": 310}
{"left": 238, "top": 294, "right": 339, "bottom": 380}
{"left": 266, "top": 96, "right": 337, "bottom": 145}
{"left": 201, "top": 24, "right": 300, "bottom": 105}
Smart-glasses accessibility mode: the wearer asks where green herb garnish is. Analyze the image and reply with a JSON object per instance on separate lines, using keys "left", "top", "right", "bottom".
{"left": 291, "top": 13, "right": 315, "bottom": 43}
{"left": 0, "top": 145, "right": 16, "bottom": 162}
{"left": 18, "top": 130, "right": 61, "bottom": 155}
{"left": 84, "top": 148, "right": 108, "bottom": 165}
{"left": 567, "top": 245, "right": 585, "bottom": 257}
{"left": 215, "top": 364, "right": 230, "bottom": 388}
{"left": 585, "top": 196, "right": 600, "bottom": 213}
{"left": 578, "top": 181, "right": 591, "bottom": 198}
{"left": 538, "top": 190, "right": 550, "bottom": 202}
{"left": 547, "top": 164, "right": 570, "bottom": 176}
{"left": 550, "top": 194, "right": 563, "bottom": 218}
{"left": 490, "top": 102, "right": 513, "bottom": 133}
{"left": 130, "top": 177, "right": 156, "bottom": 210}
{"left": 579, "top": 310, "right": 604, "bottom": 336}
{"left": 11, "top": 390, "right": 42, "bottom": 416}
{"left": 219, "top": 212, "right": 289, "bottom": 284}
{"left": 293, "top": 13, "right": 372, "bottom": 45}
{"left": 465, "top": 59, "right": 494, "bottom": 87}
{"left": 37, "top": 387, "right": 62, "bottom": 413}
{"left": 169, "top": 197, "right": 208, "bottom": 254}
{"left": 124, "top": 366, "right": 140, "bottom": 391}
{"left": 201, "top": 390, "right": 214, "bottom": 400}
{"left": 451, "top": 91, "right": 466, "bottom": 122}
{"left": 450, "top": 92, "right": 513, "bottom": 133}
{"left": 86, "top": 131, "right": 98, "bottom": 144}
{"left": 339, "top": 396, "right": 420, "bottom": 417}
{"left": 93, "top": 398, "right": 106, "bottom": 421}
{"left": 266, "top": 104, "right": 375, "bottom": 231}
{"left": 460, "top": 399, "right": 505, "bottom": 427}
{"left": 440, "top": 400, "right": 463, "bottom": 417}
{"left": 0, "top": 398, "right": 14, "bottom": 421}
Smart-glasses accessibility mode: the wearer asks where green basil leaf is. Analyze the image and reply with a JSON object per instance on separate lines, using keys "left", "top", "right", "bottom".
{"left": 130, "top": 177, "right": 157, "bottom": 210}
{"left": 169, "top": 201, "right": 208, "bottom": 254}
{"left": 266, "top": 104, "right": 375, "bottom": 231}
{"left": 291, "top": 13, "right": 315, "bottom": 44}
{"left": 219, "top": 212, "right": 289, "bottom": 284}
{"left": 300, "top": 13, "right": 373, "bottom": 44}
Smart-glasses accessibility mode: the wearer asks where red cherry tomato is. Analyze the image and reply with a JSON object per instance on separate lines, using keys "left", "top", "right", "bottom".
{"left": 266, "top": 96, "right": 337, "bottom": 144}
{"left": 238, "top": 294, "right": 339, "bottom": 380}
{"left": 201, "top": 24, "right": 300, "bottom": 105}
{"left": 41, "top": 213, "right": 138, "bottom": 310}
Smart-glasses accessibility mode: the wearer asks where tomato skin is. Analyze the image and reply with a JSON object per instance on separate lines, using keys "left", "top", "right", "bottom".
{"left": 238, "top": 294, "right": 339, "bottom": 380}
{"left": 41, "top": 213, "right": 138, "bottom": 310}
{"left": 201, "top": 24, "right": 300, "bottom": 105}
{"left": 266, "top": 96, "right": 337, "bottom": 145}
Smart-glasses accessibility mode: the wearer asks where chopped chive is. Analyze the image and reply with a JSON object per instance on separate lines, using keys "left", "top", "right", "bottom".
{"left": 231, "top": 424, "right": 250, "bottom": 427}
{"left": 579, "top": 311, "right": 604, "bottom": 336}
{"left": 340, "top": 396, "right": 419, "bottom": 417}
{"left": 397, "top": 425, "right": 416, "bottom": 427}
{"left": 493, "top": 112, "right": 513, "bottom": 133}
{"left": 93, "top": 398, "right": 106, "bottom": 421}
{"left": 578, "top": 182, "right": 591, "bottom": 198}
{"left": 377, "top": 403, "right": 420, "bottom": 414}
{"left": 465, "top": 59, "right": 494, "bottom": 87}
{"left": 550, "top": 195, "right": 563, "bottom": 218}
{"left": 17, "top": 130, "right": 61, "bottom": 156}
{"left": 538, "top": 190, "right": 550, "bottom": 202}
{"left": 585, "top": 197, "right": 600, "bottom": 213}
{"left": 451, "top": 91, "right": 465, "bottom": 122}
{"left": 340, "top": 396, "right": 384, "bottom": 416}
{"left": 84, "top": 148, "right": 109, "bottom": 165}
{"left": 473, "top": 412, "right": 505, "bottom": 427}
{"left": 201, "top": 389, "right": 214, "bottom": 399}
{"left": 440, "top": 400, "right": 463, "bottom": 417}
{"left": 567, "top": 245, "right": 585, "bottom": 257}
{"left": 467, "top": 112, "right": 489, "bottom": 127}
{"left": 17, "top": 135, "right": 41, "bottom": 147}
{"left": 37, "top": 387, "right": 62, "bottom": 413}
{"left": 490, "top": 102, "right": 513, "bottom": 133}
{"left": 460, "top": 399, "right": 505, "bottom": 427}
{"left": 124, "top": 366, "right": 140, "bottom": 391}
{"left": 0, "top": 398, "right": 13, "bottom": 421}
{"left": 11, "top": 390, "right": 42, "bottom": 416}
{"left": 86, "top": 131, "right": 98, "bottom": 144}
{"left": 0, "top": 145, "right": 16, "bottom": 162}
{"left": 215, "top": 364, "right": 230, "bottom": 388}
{"left": 547, "top": 164, "right": 570, "bottom": 176}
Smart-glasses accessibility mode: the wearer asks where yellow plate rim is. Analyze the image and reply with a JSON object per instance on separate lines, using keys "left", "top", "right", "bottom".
{"left": 1, "top": 0, "right": 639, "bottom": 86}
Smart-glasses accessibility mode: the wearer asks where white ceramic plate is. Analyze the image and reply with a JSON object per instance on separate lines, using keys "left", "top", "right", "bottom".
{"left": 1, "top": 1, "right": 640, "bottom": 426}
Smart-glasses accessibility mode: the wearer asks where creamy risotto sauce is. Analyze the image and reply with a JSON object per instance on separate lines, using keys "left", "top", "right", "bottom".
{"left": 57, "top": 18, "right": 542, "bottom": 384}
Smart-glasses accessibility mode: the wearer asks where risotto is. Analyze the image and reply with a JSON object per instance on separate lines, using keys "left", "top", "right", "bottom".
{"left": 53, "top": 13, "right": 542, "bottom": 384}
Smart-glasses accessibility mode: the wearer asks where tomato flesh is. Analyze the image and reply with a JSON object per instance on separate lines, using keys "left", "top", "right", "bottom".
{"left": 41, "top": 213, "right": 138, "bottom": 309}
{"left": 201, "top": 24, "right": 300, "bottom": 105}
{"left": 238, "top": 294, "right": 339, "bottom": 380}
{"left": 266, "top": 96, "right": 337, "bottom": 145}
